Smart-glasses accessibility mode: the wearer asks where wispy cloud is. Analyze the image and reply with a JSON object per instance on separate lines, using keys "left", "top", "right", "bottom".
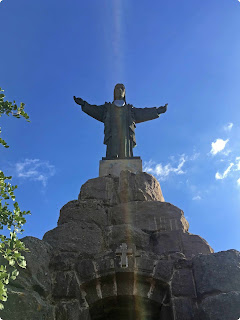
{"left": 222, "top": 149, "right": 232, "bottom": 156}
{"left": 223, "top": 122, "right": 233, "bottom": 132}
{"left": 215, "top": 163, "right": 234, "bottom": 180}
{"left": 237, "top": 178, "right": 240, "bottom": 186}
{"left": 192, "top": 195, "right": 201, "bottom": 201}
{"left": 210, "top": 138, "right": 229, "bottom": 155}
{"left": 15, "top": 159, "right": 55, "bottom": 187}
{"left": 143, "top": 154, "right": 187, "bottom": 180}
{"left": 215, "top": 156, "right": 240, "bottom": 183}
{"left": 189, "top": 152, "right": 200, "bottom": 161}
{"left": 235, "top": 157, "right": 240, "bottom": 171}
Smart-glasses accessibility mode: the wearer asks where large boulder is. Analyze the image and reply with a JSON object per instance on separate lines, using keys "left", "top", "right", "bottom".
{"left": 0, "top": 288, "right": 54, "bottom": 320}
{"left": 0, "top": 237, "right": 54, "bottom": 320}
{"left": 58, "top": 200, "right": 188, "bottom": 233}
{"left": 109, "top": 201, "right": 189, "bottom": 232}
{"left": 149, "top": 230, "right": 213, "bottom": 259}
{"left": 106, "top": 224, "right": 150, "bottom": 251}
{"left": 79, "top": 170, "right": 164, "bottom": 204}
{"left": 79, "top": 175, "right": 119, "bottom": 205}
{"left": 181, "top": 233, "right": 213, "bottom": 258}
{"left": 197, "top": 291, "right": 240, "bottom": 320}
{"left": 58, "top": 199, "right": 108, "bottom": 227}
{"left": 43, "top": 221, "right": 104, "bottom": 255}
{"left": 193, "top": 250, "right": 240, "bottom": 296}
{"left": 20, "top": 237, "right": 52, "bottom": 294}
{"left": 117, "top": 170, "right": 164, "bottom": 202}
{"left": 3, "top": 237, "right": 52, "bottom": 296}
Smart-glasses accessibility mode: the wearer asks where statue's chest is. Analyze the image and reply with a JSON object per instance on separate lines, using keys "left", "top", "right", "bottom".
{"left": 111, "top": 105, "right": 127, "bottom": 124}
{"left": 108, "top": 106, "right": 128, "bottom": 137}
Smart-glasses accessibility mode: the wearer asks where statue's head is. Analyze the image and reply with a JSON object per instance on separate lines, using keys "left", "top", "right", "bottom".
{"left": 114, "top": 84, "right": 126, "bottom": 101}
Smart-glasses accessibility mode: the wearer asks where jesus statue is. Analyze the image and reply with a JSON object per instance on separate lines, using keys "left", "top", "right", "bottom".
{"left": 74, "top": 84, "right": 167, "bottom": 159}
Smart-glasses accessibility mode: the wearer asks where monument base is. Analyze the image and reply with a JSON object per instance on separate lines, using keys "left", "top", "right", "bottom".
{"left": 99, "top": 158, "right": 142, "bottom": 177}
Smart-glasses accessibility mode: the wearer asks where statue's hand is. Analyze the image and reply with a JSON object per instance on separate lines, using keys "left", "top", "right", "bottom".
{"left": 158, "top": 103, "right": 168, "bottom": 114}
{"left": 73, "top": 96, "right": 85, "bottom": 106}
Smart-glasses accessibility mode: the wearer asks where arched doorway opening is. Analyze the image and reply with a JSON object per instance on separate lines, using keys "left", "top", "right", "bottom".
{"left": 89, "top": 295, "right": 173, "bottom": 320}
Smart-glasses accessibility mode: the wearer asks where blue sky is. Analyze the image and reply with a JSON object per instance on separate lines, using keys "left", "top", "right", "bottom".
{"left": 0, "top": 0, "right": 240, "bottom": 252}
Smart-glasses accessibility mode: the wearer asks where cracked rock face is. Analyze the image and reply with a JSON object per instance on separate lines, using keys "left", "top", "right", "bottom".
{"left": 2, "top": 171, "right": 240, "bottom": 320}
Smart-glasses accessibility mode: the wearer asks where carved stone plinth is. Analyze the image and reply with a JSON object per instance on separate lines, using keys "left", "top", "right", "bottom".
{"left": 99, "top": 158, "right": 142, "bottom": 177}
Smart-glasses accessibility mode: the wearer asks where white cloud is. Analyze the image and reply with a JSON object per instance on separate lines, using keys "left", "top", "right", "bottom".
{"left": 215, "top": 157, "right": 240, "bottom": 186}
{"left": 223, "top": 122, "right": 233, "bottom": 132}
{"left": 143, "top": 155, "right": 186, "bottom": 180}
{"left": 235, "top": 157, "right": 240, "bottom": 171}
{"left": 189, "top": 152, "right": 200, "bottom": 161}
{"left": 192, "top": 195, "right": 201, "bottom": 201}
{"left": 15, "top": 159, "right": 55, "bottom": 187}
{"left": 222, "top": 149, "right": 232, "bottom": 156}
{"left": 210, "top": 138, "right": 229, "bottom": 155}
{"left": 215, "top": 163, "right": 234, "bottom": 180}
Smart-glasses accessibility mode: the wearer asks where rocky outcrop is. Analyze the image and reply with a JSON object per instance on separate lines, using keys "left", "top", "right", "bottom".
{"left": 193, "top": 250, "right": 240, "bottom": 320}
{"left": 1, "top": 171, "right": 240, "bottom": 320}
{"left": 193, "top": 250, "right": 240, "bottom": 296}
{"left": 79, "top": 170, "right": 165, "bottom": 204}
{"left": 43, "top": 172, "right": 212, "bottom": 260}
{"left": 43, "top": 220, "right": 104, "bottom": 253}
{"left": 197, "top": 292, "right": 240, "bottom": 320}
{"left": 0, "top": 237, "right": 54, "bottom": 320}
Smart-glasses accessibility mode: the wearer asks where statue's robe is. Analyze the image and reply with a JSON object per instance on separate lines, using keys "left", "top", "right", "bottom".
{"left": 81, "top": 101, "right": 160, "bottom": 159}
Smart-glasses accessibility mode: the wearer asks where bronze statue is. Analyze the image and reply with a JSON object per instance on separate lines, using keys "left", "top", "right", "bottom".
{"left": 74, "top": 84, "right": 167, "bottom": 159}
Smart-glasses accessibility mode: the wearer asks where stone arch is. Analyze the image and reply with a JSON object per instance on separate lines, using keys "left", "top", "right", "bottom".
{"left": 54, "top": 253, "right": 177, "bottom": 319}
{"left": 79, "top": 270, "right": 174, "bottom": 320}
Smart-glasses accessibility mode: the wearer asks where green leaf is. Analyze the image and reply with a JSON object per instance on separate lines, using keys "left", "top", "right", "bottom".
{"left": 11, "top": 269, "right": 19, "bottom": 278}
{"left": 8, "top": 259, "right": 15, "bottom": 266}
{"left": 0, "top": 88, "right": 31, "bottom": 306}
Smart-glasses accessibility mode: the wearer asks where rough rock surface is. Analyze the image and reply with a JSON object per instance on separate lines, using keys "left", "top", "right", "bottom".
{"left": 193, "top": 249, "right": 240, "bottom": 296}
{"left": 79, "top": 170, "right": 165, "bottom": 204}
{"left": 43, "top": 221, "right": 104, "bottom": 254}
{"left": 108, "top": 201, "right": 189, "bottom": 232}
{"left": 193, "top": 250, "right": 240, "bottom": 320}
{"left": 0, "top": 237, "right": 54, "bottom": 320}
{"left": 197, "top": 291, "right": 240, "bottom": 320}
{"left": 2, "top": 170, "right": 240, "bottom": 320}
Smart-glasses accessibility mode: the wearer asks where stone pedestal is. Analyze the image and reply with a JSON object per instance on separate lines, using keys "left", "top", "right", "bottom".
{"left": 2, "top": 170, "right": 240, "bottom": 320}
{"left": 99, "top": 158, "right": 142, "bottom": 177}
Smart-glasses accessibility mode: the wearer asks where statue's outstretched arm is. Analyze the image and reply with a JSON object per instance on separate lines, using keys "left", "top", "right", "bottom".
{"left": 73, "top": 96, "right": 105, "bottom": 122}
{"left": 73, "top": 96, "right": 85, "bottom": 106}
{"left": 133, "top": 103, "right": 168, "bottom": 124}
{"left": 157, "top": 103, "right": 168, "bottom": 114}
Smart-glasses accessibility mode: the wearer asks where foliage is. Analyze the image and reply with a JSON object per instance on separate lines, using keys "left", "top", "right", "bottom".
{"left": 0, "top": 87, "right": 29, "bottom": 147}
{"left": 0, "top": 87, "right": 30, "bottom": 309}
